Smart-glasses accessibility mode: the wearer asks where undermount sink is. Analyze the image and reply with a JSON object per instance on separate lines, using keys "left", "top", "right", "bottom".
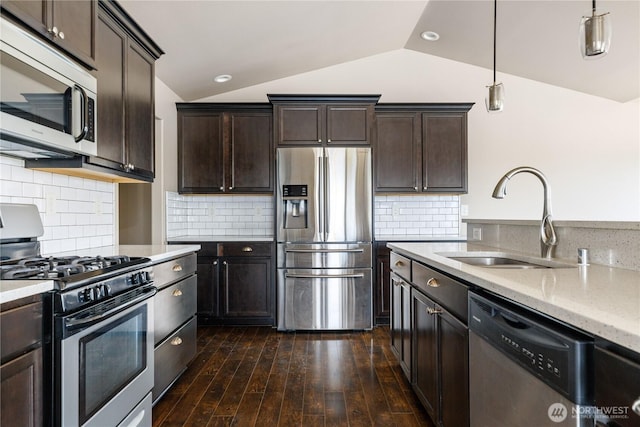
{"left": 437, "top": 251, "right": 576, "bottom": 269}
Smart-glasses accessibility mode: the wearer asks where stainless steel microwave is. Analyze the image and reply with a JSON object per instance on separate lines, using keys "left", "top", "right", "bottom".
{"left": 0, "top": 17, "right": 97, "bottom": 158}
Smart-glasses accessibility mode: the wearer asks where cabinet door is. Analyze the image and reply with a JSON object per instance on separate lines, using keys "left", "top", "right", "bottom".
{"left": 274, "top": 104, "right": 323, "bottom": 145}
{"left": 326, "top": 104, "right": 373, "bottom": 145}
{"left": 196, "top": 256, "right": 219, "bottom": 321}
{"left": 51, "top": 0, "right": 96, "bottom": 67}
{"left": 220, "top": 257, "right": 274, "bottom": 324}
{"left": 422, "top": 113, "right": 467, "bottom": 193}
{"left": 374, "top": 243, "right": 391, "bottom": 324}
{"left": 374, "top": 113, "right": 421, "bottom": 192}
{"left": 439, "top": 308, "right": 469, "bottom": 427}
{"left": 412, "top": 289, "right": 438, "bottom": 422}
{"left": 95, "top": 10, "right": 126, "bottom": 165}
{"left": 2, "top": 0, "right": 96, "bottom": 69}
{"left": 228, "top": 112, "right": 273, "bottom": 192}
{"left": 0, "top": 347, "right": 43, "bottom": 427}
{"left": 390, "top": 274, "right": 404, "bottom": 361}
{"left": 126, "top": 41, "right": 155, "bottom": 176}
{"left": 178, "top": 112, "right": 225, "bottom": 193}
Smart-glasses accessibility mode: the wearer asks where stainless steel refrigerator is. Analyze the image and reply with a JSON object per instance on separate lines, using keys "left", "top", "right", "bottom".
{"left": 276, "top": 146, "right": 372, "bottom": 331}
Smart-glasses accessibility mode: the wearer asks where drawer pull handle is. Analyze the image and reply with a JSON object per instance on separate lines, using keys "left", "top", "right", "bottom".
{"left": 242, "top": 246, "right": 253, "bottom": 252}
{"left": 427, "top": 307, "right": 443, "bottom": 315}
{"left": 172, "top": 264, "right": 183, "bottom": 272}
{"left": 427, "top": 278, "right": 440, "bottom": 288}
{"left": 172, "top": 289, "right": 183, "bottom": 297}
{"left": 170, "top": 337, "right": 183, "bottom": 346}
{"left": 632, "top": 398, "right": 640, "bottom": 416}
{"left": 394, "top": 260, "right": 405, "bottom": 267}
{"left": 393, "top": 280, "right": 403, "bottom": 287}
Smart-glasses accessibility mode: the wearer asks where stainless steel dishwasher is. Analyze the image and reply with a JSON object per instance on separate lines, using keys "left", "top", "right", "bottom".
{"left": 469, "top": 291, "right": 594, "bottom": 426}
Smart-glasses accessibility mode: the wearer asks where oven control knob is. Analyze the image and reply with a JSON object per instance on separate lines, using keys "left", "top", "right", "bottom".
{"left": 81, "top": 288, "right": 95, "bottom": 302}
{"left": 101, "top": 284, "right": 111, "bottom": 297}
{"left": 131, "top": 273, "right": 141, "bottom": 285}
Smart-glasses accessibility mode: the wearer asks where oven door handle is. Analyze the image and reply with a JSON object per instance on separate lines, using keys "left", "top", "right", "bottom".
{"left": 65, "top": 286, "right": 157, "bottom": 330}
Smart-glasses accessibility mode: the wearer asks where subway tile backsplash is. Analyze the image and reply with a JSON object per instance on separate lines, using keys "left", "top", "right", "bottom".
{"left": 0, "top": 156, "right": 116, "bottom": 254}
{"left": 374, "top": 195, "right": 461, "bottom": 236}
{"left": 166, "top": 192, "right": 274, "bottom": 238}
{"left": 166, "top": 192, "right": 461, "bottom": 238}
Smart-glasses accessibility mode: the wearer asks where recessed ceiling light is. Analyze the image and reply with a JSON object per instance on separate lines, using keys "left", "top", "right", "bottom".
{"left": 214, "top": 74, "right": 232, "bottom": 83}
{"left": 420, "top": 31, "right": 440, "bottom": 41}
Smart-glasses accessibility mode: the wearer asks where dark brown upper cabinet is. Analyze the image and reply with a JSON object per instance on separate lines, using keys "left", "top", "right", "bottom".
{"left": 269, "top": 94, "right": 380, "bottom": 146}
{"left": 177, "top": 104, "right": 273, "bottom": 194}
{"left": 1, "top": 0, "right": 97, "bottom": 69}
{"left": 89, "top": 1, "right": 162, "bottom": 182}
{"left": 374, "top": 103, "right": 473, "bottom": 194}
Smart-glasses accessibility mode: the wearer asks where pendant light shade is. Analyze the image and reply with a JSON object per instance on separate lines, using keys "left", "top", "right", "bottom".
{"left": 580, "top": 0, "right": 611, "bottom": 58}
{"left": 486, "top": 0, "right": 503, "bottom": 112}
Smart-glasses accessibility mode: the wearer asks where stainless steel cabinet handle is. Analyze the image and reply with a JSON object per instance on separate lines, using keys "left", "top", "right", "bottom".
{"left": 219, "top": 186, "right": 224, "bottom": 191}
{"left": 242, "top": 246, "right": 253, "bottom": 252}
{"left": 327, "top": 139, "right": 332, "bottom": 143}
{"left": 172, "top": 289, "right": 183, "bottom": 297}
{"left": 170, "top": 337, "right": 183, "bottom": 346}
{"left": 632, "top": 398, "right": 640, "bottom": 416}
{"left": 48, "top": 26, "right": 59, "bottom": 37}
{"left": 223, "top": 261, "right": 228, "bottom": 266}
{"left": 414, "top": 186, "right": 418, "bottom": 191}
{"left": 423, "top": 186, "right": 427, "bottom": 191}
{"left": 393, "top": 280, "right": 404, "bottom": 287}
{"left": 427, "top": 278, "right": 440, "bottom": 288}
{"left": 394, "top": 260, "right": 405, "bottom": 267}
{"left": 427, "top": 307, "right": 443, "bottom": 315}
{"left": 59, "top": 31, "right": 65, "bottom": 39}
{"left": 172, "top": 264, "right": 183, "bottom": 272}
{"left": 318, "top": 139, "right": 322, "bottom": 143}
{"left": 228, "top": 186, "right": 233, "bottom": 190}
{"left": 285, "top": 273, "right": 365, "bottom": 279}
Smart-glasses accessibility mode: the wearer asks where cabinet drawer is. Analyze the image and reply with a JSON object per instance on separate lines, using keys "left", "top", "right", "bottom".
{"left": 154, "top": 275, "right": 197, "bottom": 345}
{"left": 153, "top": 316, "right": 197, "bottom": 402}
{"left": 390, "top": 252, "right": 411, "bottom": 281}
{"left": 218, "top": 242, "right": 273, "bottom": 257}
{"left": 412, "top": 262, "right": 468, "bottom": 323}
{"left": 153, "top": 253, "right": 197, "bottom": 290}
{"left": 0, "top": 299, "right": 42, "bottom": 363}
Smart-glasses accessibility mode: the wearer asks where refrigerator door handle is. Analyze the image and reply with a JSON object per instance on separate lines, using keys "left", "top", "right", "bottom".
{"left": 284, "top": 248, "right": 365, "bottom": 254}
{"left": 285, "top": 273, "right": 365, "bottom": 279}
{"left": 323, "top": 150, "right": 329, "bottom": 241}
{"left": 318, "top": 154, "right": 324, "bottom": 239}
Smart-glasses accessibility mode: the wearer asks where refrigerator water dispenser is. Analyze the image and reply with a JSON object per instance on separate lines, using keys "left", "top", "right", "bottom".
{"left": 282, "top": 185, "right": 308, "bottom": 229}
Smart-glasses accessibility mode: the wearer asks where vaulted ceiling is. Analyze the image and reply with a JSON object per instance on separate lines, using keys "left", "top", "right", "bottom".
{"left": 119, "top": 0, "right": 639, "bottom": 103}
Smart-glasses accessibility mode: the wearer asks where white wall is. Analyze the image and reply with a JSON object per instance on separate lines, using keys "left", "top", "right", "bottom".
{"left": 190, "top": 49, "right": 639, "bottom": 222}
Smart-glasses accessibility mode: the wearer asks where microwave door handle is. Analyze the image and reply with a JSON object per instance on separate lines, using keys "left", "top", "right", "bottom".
{"left": 73, "top": 84, "right": 89, "bottom": 142}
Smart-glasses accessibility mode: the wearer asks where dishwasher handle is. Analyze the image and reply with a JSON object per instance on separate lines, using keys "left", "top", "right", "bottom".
{"left": 493, "top": 308, "right": 569, "bottom": 351}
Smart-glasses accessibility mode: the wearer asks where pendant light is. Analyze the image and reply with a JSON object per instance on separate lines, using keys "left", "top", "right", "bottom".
{"left": 486, "top": 0, "right": 504, "bottom": 112}
{"left": 580, "top": 0, "right": 611, "bottom": 59}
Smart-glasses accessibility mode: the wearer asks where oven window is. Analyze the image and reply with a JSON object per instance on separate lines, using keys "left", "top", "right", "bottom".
{"left": 0, "top": 52, "right": 71, "bottom": 132}
{"left": 78, "top": 306, "right": 147, "bottom": 424}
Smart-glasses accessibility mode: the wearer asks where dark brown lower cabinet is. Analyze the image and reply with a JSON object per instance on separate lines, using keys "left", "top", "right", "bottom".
{"left": 390, "top": 273, "right": 412, "bottom": 379}
{"left": 374, "top": 242, "right": 391, "bottom": 324}
{"left": 412, "top": 287, "right": 469, "bottom": 427}
{"left": 1, "top": 347, "right": 43, "bottom": 427}
{"left": 0, "top": 295, "right": 44, "bottom": 427}
{"left": 186, "top": 241, "right": 275, "bottom": 326}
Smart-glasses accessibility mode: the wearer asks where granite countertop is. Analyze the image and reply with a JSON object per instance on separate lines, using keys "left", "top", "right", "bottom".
{"left": 387, "top": 242, "right": 640, "bottom": 353}
{"left": 168, "top": 235, "right": 274, "bottom": 242}
{"left": 0, "top": 244, "right": 201, "bottom": 304}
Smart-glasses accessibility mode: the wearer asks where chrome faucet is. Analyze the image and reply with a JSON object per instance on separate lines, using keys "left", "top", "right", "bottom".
{"left": 492, "top": 166, "right": 557, "bottom": 259}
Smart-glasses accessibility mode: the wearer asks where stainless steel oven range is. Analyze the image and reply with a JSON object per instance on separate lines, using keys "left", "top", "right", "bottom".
{"left": 0, "top": 203, "right": 155, "bottom": 427}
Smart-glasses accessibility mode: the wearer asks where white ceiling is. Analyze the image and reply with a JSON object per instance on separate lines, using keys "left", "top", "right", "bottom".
{"left": 119, "top": 0, "right": 640, "bottom": 103}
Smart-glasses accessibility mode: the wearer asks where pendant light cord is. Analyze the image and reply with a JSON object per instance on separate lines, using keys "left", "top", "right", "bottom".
{"left": 493, "top": 0, "right": 497, "bottom": 83}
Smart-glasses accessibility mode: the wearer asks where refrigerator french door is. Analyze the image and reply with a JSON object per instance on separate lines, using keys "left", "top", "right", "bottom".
{"left": 276, "top": 147, "right": 373, "bottom": 331}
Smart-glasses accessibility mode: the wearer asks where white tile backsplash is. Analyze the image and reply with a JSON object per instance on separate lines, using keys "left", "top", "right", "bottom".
{"left": 166, "top": 192, "right": 274, "bottom": 238}
{"left": 166, "top": 192, "right": 461, "bottom": 239}
{"left": 0, "top": 156, "right": 116, "bottom": 254}
{"left": 374, "top": 194, "right": 461, "bottom": 236}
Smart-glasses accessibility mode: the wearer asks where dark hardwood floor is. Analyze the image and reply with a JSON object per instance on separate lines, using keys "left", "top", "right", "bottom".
{"left": 152, "top": 325, "right": 434, "bottom": 427}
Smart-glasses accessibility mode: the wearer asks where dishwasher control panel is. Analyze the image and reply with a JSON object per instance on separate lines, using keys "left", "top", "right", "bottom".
{"left": 469, "top": 291, "right": 594, "bottom": 405}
